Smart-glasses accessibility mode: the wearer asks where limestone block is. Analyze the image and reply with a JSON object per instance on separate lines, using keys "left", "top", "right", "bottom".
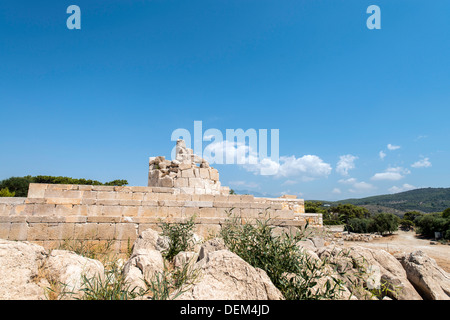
{"left": 193, "top": 168, "right": 200, "bottom": 178}
{"left": 101, "top": 205, "right": 124, "bottom": 217}
{"left": 194, "top": 188, "right": 206, "bottom": 195}
{"left": 151, "top": 187, "right": 173, "bottom": 193}
{"left": 74, "top": 223, "right": 99, "bottom": 240}
{"left": 198, "top": 168, "right": 210, "bottom": 179}
{"left": 138, "top": 206, "right": 159, "bottom": 217}
{"left": 27, "top": 183, "right": 47, "bottom": 198}
{"left": 27, "top": 223, "right": 51, "bottom": 241}
{"left": 159, "top": 176, "right": 174, "bottom": 188}
{"left": 92, "top": 186, "right": 116, "bottom": 192}
{"left": 97, "top": 199, "right": 120, "bottom": 206}
{"left": 97, "top": 192, "right": 117, "bottom": 201}
{"left": 179, "top": 187, "right": 195, "bottom": 194}
{"left": 119, "top": 200, "right": 142, "bottom": 206}
{"left": 241, "top": 195, "right": 255, "bottom": 202}
{"left": 78, "top": 185, "right": 94, "bottom": 191}
{"left": 179, "top": 162, "right": 192, "bottom": 170}
{"left": 188, "top": 178, "right": 204, "bottom": 188}
{"left": 121, "top": 206, "right": 140, "bottom": 217}
{"left": 131, "top": 192, "right": 145, "bottom": 201}
{"left": 181, "top": 168, "right": 195, "bottom": 178}
{"left": 185, "top": 201, "right": 213, "bottom": 208}
{"left": 175, "top": 193, "right": 191, "bottom": 201}
{"left": 0, "top": 223, "right": 10, "bottom": 239}
{"left": 82, "top": 191, "right": 97, "bottom": 200}
{"left": 97, "top": 223, "right": 116, "bottom": 240}
{"left": 210, "top": 168, "right": 219, "bottom": 181}
{"left": 9, "top": 223, "right": 28, "bottom": 241}
{"left": 115, "top": 224, "right": 137, "bottom": 241}
{"left": 198, "top": 208, "right": 216, "bottom": 218}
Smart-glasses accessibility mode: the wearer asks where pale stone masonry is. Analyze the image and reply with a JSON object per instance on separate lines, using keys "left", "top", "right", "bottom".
{"left": 148, "top": 140, "right": 230, "bottom": 195}
{"left": 0, "top": 141, "right": 321, "bottom": 253}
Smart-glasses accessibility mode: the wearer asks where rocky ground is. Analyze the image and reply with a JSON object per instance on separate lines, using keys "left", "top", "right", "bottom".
{"left": 341, "top": 230, "right": 450, "bottom": 273}
{"left": 1, "top": 226, "right": 449, "bottom": 300}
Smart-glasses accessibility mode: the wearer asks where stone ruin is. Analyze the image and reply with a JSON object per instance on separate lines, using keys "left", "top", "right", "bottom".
{"left": 148, "top": 140, "right": 230, "bottom": 195}
{"left": 0, "top": 139, "right": 322, "bottom": 253}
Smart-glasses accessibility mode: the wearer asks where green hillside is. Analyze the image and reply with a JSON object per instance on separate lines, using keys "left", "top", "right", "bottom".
{"left": 334, "top": 187, "right": 450, "bottom": 215}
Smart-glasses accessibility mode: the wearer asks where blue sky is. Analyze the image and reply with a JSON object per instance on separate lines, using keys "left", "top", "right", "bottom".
{"left": 0, "top": 0, "right": 449, "bottom": 200}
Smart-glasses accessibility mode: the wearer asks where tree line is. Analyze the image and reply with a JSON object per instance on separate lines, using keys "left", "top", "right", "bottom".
{"left": 0, "top": 176, "right": 128, "bottom": 197}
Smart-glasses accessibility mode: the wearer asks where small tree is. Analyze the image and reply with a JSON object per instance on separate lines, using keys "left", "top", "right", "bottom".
{"left": 0, "top": 188, "right": 15, "bottom": 197}
{"left": 369, "top": 213, "right": 399, "bottom": 235}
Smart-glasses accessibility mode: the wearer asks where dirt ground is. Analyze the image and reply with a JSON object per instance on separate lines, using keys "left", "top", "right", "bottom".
{"left": 342, "top": 230, "right": 450, "bottom": 272}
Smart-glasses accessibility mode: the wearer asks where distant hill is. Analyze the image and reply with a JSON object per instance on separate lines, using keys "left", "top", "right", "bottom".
{"left": 233, "top": 189, "right": 278, "bottom": 198}
{"left": 331, "top": 187, "right": 450, "bottom": 215}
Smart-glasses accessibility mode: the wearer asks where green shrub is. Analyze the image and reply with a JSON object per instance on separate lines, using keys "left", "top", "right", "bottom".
{"left": 415, "top": 213, "right": 448, "bottom": 238}
{"left": 220, "top": 209, "right": 345, "bottom": 300}
{"left": 0, "top": 187, "right": 15, "bottom": 197}
{"left": 368, "top": 213, "right": 399, "bottom": 235}
{"left": 0, "top": 175, "right": 128, "bottom": 197}
{"left": 344, "top": 218, "right": 372, "bottom": 233}
{"left": 159, "top": 215, "right": 196, "bottom": 261}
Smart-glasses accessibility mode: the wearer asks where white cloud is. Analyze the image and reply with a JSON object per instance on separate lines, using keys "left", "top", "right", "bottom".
{"left": 371, "top": 167, "right": 410, "bottom": 181}
{"left": 349, "top": 181, "right": 376, "bottom": 194}
{"left": 379, "top": 151, "right": 386, "bottom": 160}
{"left": 282, "top": 180, "right": 298, "bottom": 186}
{"left": 388, "top": 184, "right": 416, "bottom": 193}
{"left": 276, "top": 155, "right": 332, "bottom": 181}
{"left": 387, "top": 144, "right": 401, "bottom": 151}
{"left": 204, "top": 140, "right": 332, "bottom": 180}
{"left": 338, "top": 177, "right": 357, "bottom": 185}
{"left": 336, "top": 154, "right": 358, "bottom": 176}
{"left": 332, "top": 188, "right": 342, "bottom": 194}
{"left": 411, "top": 157, "right": 432, "bottom": 168}
{"left": 228, "top": 180, "right": 260, "bottom": 189}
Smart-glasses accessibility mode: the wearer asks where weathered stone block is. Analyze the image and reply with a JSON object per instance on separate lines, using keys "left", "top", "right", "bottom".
{"left": 181, "top": 169, "right": 195, "bottom": 178}
{"left": 160, "top": 176, "right": 174, "bottom": 188}
{"left": 0, "top": 223, "right": 10, "bottom": 239}
{"left": 138, "top": 206, "right": 159, "bottom": 217}
{"left": 194, "top": 188, "right": 206, "bottom": 195}
{"left": 97, "top": 192, "right": 117, "bottom": 201}
{"left": 101, "top": 205, "right": 124, "bottom": 217}
{"left": 97, "top": 223, "right": 116, "bottom": 240}
{"left": 115, "top": 223, "right": 137, "bottom": 240}
{"left": 121, "top": 206, "right": 140, "bottom": 217}
{"left": 185, "top": 201, "right": 213, "bottom": 208}
{"left": 198, "top": 207, "right": 216, "bottom": 218}
{"left": 174, "top": 178, "right": 189, "bottom": 188}
{"left": 27, "top": 223, "right": 50, "bottom": 241}
{"left": 210, "top": 168, "right": 219, "bottom": 181}
{"left": 27, "top": 184, "right": 47, "bottom": 198}
{"left": 54, "top": 204, "right": 75, "bottom": 216}
{"left": 179, "top": 187, "right": 194, "bottom": 194}
{"left": 9, "top": 223, "right": 28, "bottom": 241}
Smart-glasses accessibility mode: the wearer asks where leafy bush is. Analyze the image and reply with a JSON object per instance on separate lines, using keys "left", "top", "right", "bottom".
{"left": 414, "top": 213, "right": 449, "bottom": 238}
{"left": 220, "top": 209, "right": 345, "bottom": 300}
{"left": 368, "top": 213, "right": 399, "bottom": 235}
{"left": 159, "top": 216, "right": 196, "bottom": 261}
{"left": 329, "top": 203, "right": 371, "bottom": 224}
{"left": 344, "top": 218, "right": 372, "bottom": 233}
{"left": 0, "top": 175, "right": 128, "bottom": 197}
{"left": 0, "top": 187, "right": 15, "bottom": 197}
{"left": 399, "top": 219, "right": 414, "bottom": 231}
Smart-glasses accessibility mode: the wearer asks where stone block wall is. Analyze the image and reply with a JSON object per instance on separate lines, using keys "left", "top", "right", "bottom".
{"left": 147, "top": 139, "right": 230, "bottom": 195}
{"left": 0, "top": 183, "right": 319, "bottom": 253}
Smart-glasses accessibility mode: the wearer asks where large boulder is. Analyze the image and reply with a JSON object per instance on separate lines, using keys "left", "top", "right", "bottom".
{"left": 317, "top": 245, "right": 422, "bottom": 300}
{"left": 197, "top": 238, "right": 226, "bottom": 261}
{"left": 397, "top": 251, "right": 450, "bottom": 300}
{"left": 131, "top": 228, "right": 170, "bottom": 254}
{"left": 122, "top": 249, "right": 165, "bottom": 292}
{"left": 42, "top": 249, "right": 105, "bottom": 299}
{"left": 177, "top": 250, "right": 283, "bottom": 300}
{"left": 0, "top": 240, "right": 48, "bottom": 300}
